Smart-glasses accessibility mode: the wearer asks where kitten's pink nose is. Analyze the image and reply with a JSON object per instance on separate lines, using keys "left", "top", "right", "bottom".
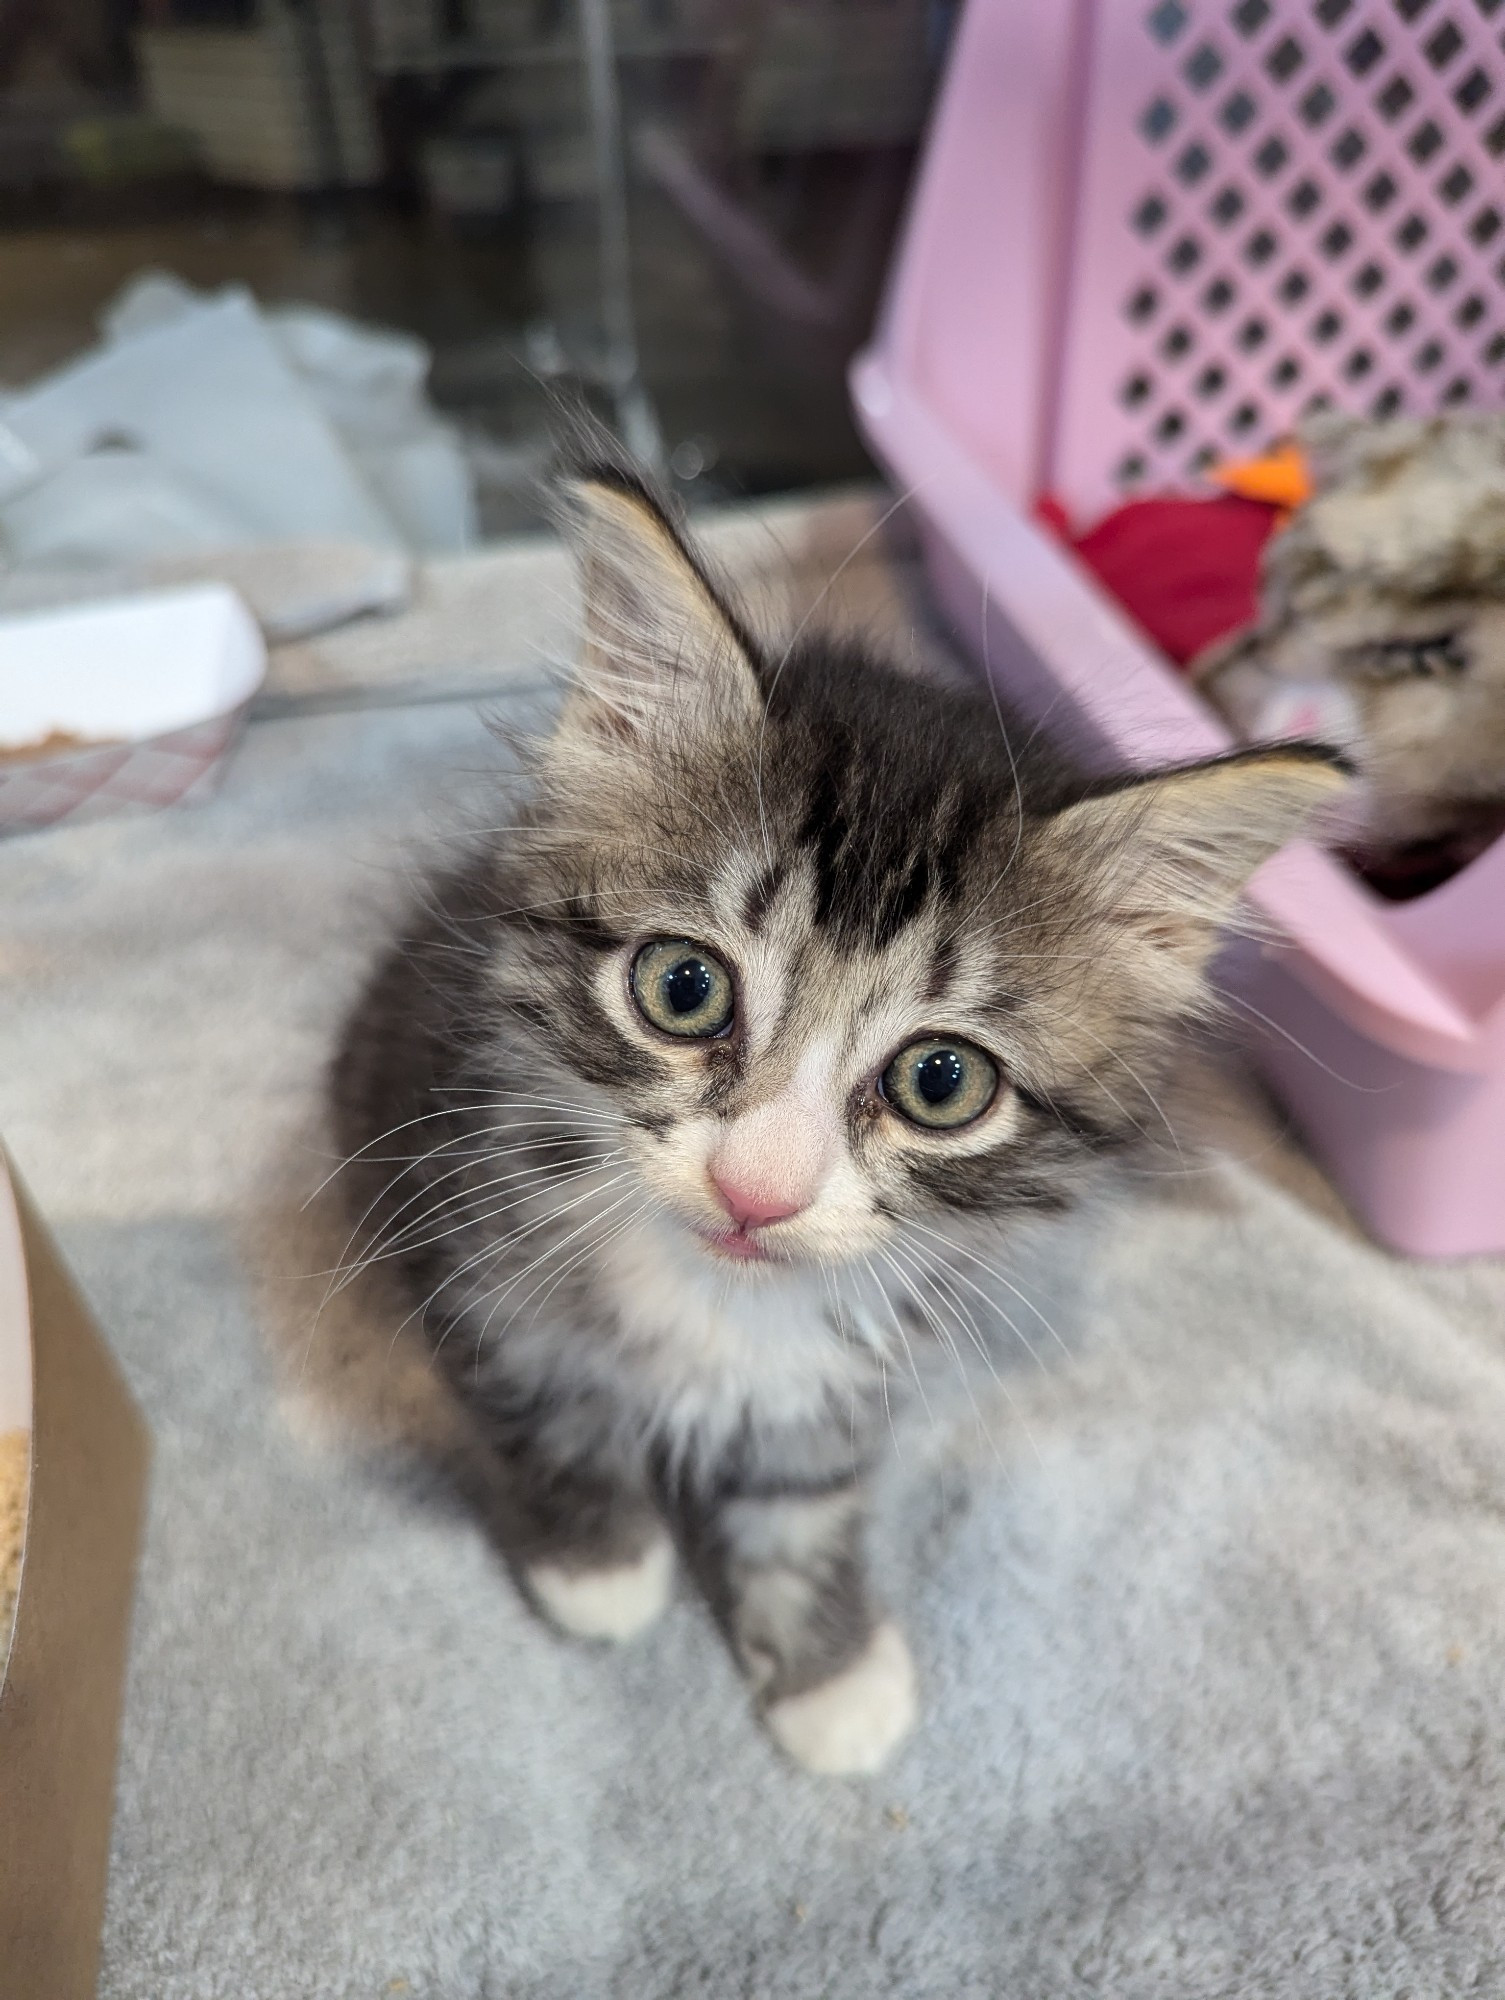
{"left": 709, "top": 1173, "right": 806, "bottom": 1232}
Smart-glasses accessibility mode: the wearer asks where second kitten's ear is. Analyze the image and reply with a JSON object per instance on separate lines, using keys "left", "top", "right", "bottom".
{"left": 557, "top": 475, "right": 763, "bottom": 746}
{"left": 1041, "top": 743, "right": 1351, "bottom": 1001}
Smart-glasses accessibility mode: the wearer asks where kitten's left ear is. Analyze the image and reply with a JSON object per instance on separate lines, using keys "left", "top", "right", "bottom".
{"left": 557, "top": 475, "right": 763, "bottom": 746}
{"left": 1043, "top": 743, "right": 1351, "bottom": 987}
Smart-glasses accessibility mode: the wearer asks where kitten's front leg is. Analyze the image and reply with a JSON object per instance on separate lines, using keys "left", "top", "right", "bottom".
{"left": 692, "top": 1479, "right": 916, "bottom": 1775}
{"left": 520, "top": 1491, "right": 675, "bottom": 1645}
{"left": 462, "top": 1384, "right": 674, "bottom": 1643}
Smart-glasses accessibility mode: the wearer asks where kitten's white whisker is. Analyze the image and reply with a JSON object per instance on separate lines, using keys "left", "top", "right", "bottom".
{"left": 333, "top": 1154, "right": 628, "bottom": 1291}
{"left": 876, "top": 1354, "right": 899, "bottom": 1461}
{"left": 875, "top": 1246, "right": 1013, "bottom": 1478}
{"left": 902, "top": 1220, "right": 1072, "bottom": 1363}
{"left": 818, "top": 1266, "right": 868, "bottom": 1470}
{"left": 978, "top": 574, "right": 1028, "bottom": 895}
{"left": 498, "top": 1197, "right": 653, "bottom": 1344}
{"left": 414, "top": 1175, "right": 635, "bottom": 1360}
{"left": 521, "top": 825, "right": 720, "bottom": 863}
{"left": 889, "top": 1239, "right": 1050, "bottom": 1471}
{"left": 314, "top": 1116, "right": 622, "bottom": 1313}
{"left": 883, "top": 1238, "right": 1011, "bottom": 1385}
{"left": 330, "top": 1125, "right": 613, "bottom": 1240}
{"left": 461, "top": 1186, "right": 644, "bottom": 1370}
{"left": 1220, "top": 988, "right": 1396, "bottom": 1094}
{"left": 302, "top": 1101, "right": 571, "bottom": 1203}
{"left": 861, "top": 1253, "right": 935, "bottom": 1437}
{"left": 444, "top": 1094, "right": 623, "bottom": 1126}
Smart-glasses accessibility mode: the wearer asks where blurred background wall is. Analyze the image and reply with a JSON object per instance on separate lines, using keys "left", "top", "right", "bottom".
{"left": 0, "top": 0, "right": 957, "bottom": 532}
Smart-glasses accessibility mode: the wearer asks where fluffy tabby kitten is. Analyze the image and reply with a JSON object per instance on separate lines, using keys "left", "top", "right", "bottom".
{"left": 330, "top": 468, "right": 1344, "bottom": 1775}
{"left": 1195, "top": 410, "right": 1505, "bottom": 885}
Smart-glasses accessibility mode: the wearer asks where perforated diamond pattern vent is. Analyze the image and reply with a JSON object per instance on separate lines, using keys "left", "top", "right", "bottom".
{"left": 1051, "top": 0, "right": 1505, "bottom": 511}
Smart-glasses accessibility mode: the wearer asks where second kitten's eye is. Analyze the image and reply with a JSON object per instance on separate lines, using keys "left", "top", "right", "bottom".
{"left": 882, "top": 1038, "right": 998, "bottom": 1130}
{"left": 1363, "top": 632, "right": 1467, "bottom": 680}
{"left": 630, "top": 939, "right": 735, "bottom": 1038}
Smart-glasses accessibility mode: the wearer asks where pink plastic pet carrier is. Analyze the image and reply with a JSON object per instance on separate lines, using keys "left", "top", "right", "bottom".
{"left": 853, "top": 0, "right": 1505, "bottom": 1257}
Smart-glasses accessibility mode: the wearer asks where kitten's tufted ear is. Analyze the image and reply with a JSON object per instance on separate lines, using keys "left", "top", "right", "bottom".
{"left": 556, "top": 474, "right": 763, "bottom": 747}
{"left": 1042, "top": 743, "right": 1351, "bottom": 1003}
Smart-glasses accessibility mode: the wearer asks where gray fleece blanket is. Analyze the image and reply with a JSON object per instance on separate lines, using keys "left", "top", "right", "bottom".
{"left": 4, "top": 686, "right": 1505, "bottom": 1999}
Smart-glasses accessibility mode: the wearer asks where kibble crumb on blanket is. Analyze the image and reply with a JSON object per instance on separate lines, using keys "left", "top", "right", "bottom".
{"left": 0, "top": 1427, "right": 29, "bottom": 1663}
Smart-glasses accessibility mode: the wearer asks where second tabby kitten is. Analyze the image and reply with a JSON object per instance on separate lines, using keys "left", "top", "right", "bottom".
{"left": 330, "top": 468, "right": 1345, "bottom": 1775}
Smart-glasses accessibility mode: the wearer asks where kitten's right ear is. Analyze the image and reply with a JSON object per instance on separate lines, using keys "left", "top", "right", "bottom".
{"left": 555, "top": 474, "right": 763, "bottom": 749}
{"left": 1041, "top": 742, "right": 1351, "bottom": 1009}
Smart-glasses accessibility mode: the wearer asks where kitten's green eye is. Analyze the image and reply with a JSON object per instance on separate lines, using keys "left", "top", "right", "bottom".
{"left": 630, "top": 939, "right": 735, "bottom": 1038}
{"left": 882, "top": 1038, "right": 998, "bottom": 1130}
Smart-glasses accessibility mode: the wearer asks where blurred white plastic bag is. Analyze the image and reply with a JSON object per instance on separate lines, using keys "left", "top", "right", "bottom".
{"left": 106, "top": 275, "right": 476, "bottom": 550}
{"left": 0, "top": 420, "right": 40, "bottom": 507}
{"left": 98, "top": 267, "right": 201, "bottom": 343}
{"left": 0, "top": 445, "right": 250, "bottom": 567}
{"left": 0, "top": 272, "right": 476, "bottom": 569}
{"left": 2, "top": 288, "right": 398, "bottom": 552}
{"left": 270, "top": 303, "right": 477, "bottom": 553}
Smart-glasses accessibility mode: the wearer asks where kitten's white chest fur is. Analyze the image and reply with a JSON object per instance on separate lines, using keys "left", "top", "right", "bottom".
{"left": 591, "top": 1211, "right": 872, "bottom": 1456}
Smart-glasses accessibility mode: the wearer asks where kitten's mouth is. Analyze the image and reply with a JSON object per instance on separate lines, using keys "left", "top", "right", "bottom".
{"left": 693, "top": 1222, "right": 780, "bottom": 1265}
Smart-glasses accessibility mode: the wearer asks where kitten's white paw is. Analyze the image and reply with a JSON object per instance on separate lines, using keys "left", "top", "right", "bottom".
{"left": 764, "top": 1622, "right": 917, "bottom": 1776}
{"left": 526, "top": 1534, "right": 674, "bottom": 1642}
